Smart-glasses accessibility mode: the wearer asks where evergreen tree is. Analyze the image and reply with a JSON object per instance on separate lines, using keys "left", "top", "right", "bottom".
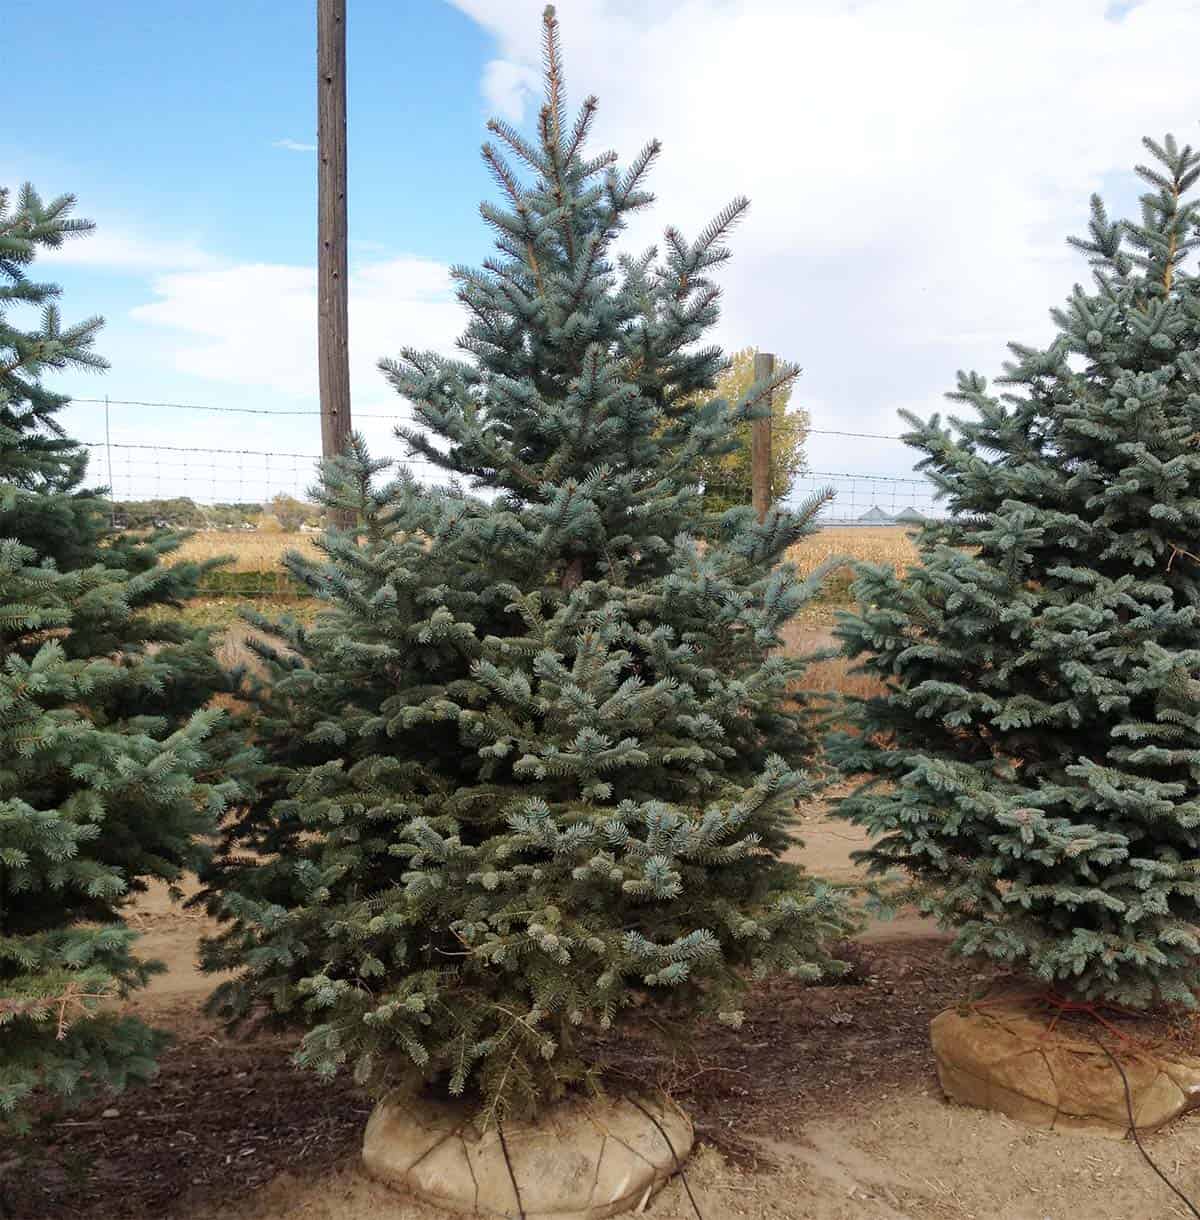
{"left": 202, "top": 6, "right": 847, "bottom": 1122}
{"left": 830, "top": 135, "right": 1200, "bottom": 1009}
{"left": 0, "top": 185, "right": 248, "bottom": 1131}
{"left": 0, "top": 184, "right": 109, "bottom": 572}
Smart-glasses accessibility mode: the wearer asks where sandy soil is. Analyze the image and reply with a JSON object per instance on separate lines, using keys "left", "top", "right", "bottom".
{"left": 198, "top": 1109, "right": 1200, "bottom": 1220}
{"left": 14, "top": 809, "right": 1200, "bottom": 1220}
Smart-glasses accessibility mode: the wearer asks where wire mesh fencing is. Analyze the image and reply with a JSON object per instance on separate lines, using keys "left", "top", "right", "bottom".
{"left": 62, "top": 394, "right": 941, "bottom": 596}
{"left": 81, "top": 440, "right": 942, "bottom": 526}
{"left": 81, "top": 441, "right": 322, "bottom": 515}
{"left": 790, "top": 470, "right": 942, "bottom": 525}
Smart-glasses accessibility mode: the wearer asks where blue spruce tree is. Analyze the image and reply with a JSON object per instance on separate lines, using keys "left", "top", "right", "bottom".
{"left": 202, "top": 7, "right": 847, "bottom": 1122}
{"left": 831, "top": 135, "right": 1200, "bottom": 1009}
{"left": 0, "top": 185, "right": 248, "bottom": 1131}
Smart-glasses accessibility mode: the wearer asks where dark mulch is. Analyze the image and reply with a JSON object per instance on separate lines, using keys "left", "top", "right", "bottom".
{"left": 588, "top": 934, "right": 994, "bottom": 1166}
{"left": 3, "top": 1037, "right": 371, "bottom": 1220}
{"left": 5, "top": 935, "right": 988, "bottom": 1220}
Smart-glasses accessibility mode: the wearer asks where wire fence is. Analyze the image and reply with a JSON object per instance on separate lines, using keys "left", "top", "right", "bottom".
{"left": 69, "top": 393, "right": 939, "bottom": 530}
{"left": 81, "top": 441, "right": 320, "bottom": 510}
{"left": 792, "top": 470, "right": 939, "bottom": 525}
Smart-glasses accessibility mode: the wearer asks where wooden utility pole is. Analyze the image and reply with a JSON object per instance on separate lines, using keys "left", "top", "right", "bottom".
{"left": 317, "top": 0, "right": 351, "bottom": 469}
{"left": 752, "top": 350, "right": 774, "bottom": 522}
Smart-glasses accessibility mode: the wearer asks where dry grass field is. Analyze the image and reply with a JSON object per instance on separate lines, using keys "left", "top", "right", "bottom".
{"left": 164, "top": 525, "right": 914, "bottom": 699}
{"left": 170, "top": 529, "right": 321, "bottom": 572}
{"left": 781, "top": 526, "right": 916, "bottom": 697}
{"left": 171, "top": 525, "right": 917, "bottom": 582}
{"left": 784, "top": 524, "right": 918, "bottom": 581}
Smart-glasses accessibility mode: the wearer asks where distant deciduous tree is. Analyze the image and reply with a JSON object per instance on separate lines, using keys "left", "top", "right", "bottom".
{"left": 691, "top": 347, "right": 809, "bottom": 512}
{"left": 268, "top": 493, "right": 310, "bottom": 532}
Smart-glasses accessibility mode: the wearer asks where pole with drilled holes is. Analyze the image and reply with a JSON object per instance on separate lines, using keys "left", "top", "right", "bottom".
{"left": 317, "top": 0, "right": 352, "bottom": 509}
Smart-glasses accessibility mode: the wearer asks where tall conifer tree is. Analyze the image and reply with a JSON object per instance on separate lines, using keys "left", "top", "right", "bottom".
{"left": 0, "top": 185, "right": 246, "bottom": 1131}
{"left": 203, "top": 7, "right": 846, "bottom": 1121}
{"left": 831, "top": 136, "right": 1200, "bottom": 1008}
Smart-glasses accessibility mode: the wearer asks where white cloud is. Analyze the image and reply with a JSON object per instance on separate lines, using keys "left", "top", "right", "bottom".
{"left": 51, "top": 255, "right": 467, "bottom": 503}
{"left": 273, "top": 138, "right": 317, "bottom": 153}
{"left": 40, "top": 229, "right": 217, "bottom": 273}
{"left": 129, "top": 254, "right": 464, "bottom": 407}
{"left": 480, "top": 59, "right": 540, "bottom": 123}
{"left": 446, "top": 0, "right": 1200, "bottom": 474}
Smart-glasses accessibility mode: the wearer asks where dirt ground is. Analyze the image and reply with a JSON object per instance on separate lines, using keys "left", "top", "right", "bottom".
{"left": 10, "top": 808, "right": 1200, "bottom": 1220}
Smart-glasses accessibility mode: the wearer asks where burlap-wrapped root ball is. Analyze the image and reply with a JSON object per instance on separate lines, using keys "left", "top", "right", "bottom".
{"left": 932, "top": 1002, "right": 1200, "bottom": 1138}
{"left": 363, "top": 1093, "right": 693, "bottom": 1218}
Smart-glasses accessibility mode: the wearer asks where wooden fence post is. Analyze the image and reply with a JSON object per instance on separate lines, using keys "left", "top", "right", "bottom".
{"left": 752, "top": 350, "right": 774, "bottom": 523}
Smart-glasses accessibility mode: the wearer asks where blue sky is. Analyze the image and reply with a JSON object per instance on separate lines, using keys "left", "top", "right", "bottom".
{"left": 4, "top": 0, "right": 1199, "bottom": 512}
{"left": 7, "top": 2, "right": 492, "bottom": 264}
{"left": 5, "top": 0, "right": 501, "bottom": 503}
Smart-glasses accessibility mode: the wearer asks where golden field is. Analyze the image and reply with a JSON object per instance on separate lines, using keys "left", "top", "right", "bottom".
{"left": 172, "top": 525, "right": 918, "bottom": 579}
{"left": 168, "top": 526, "right": 912, "bottom": 702}
{"left": 170, "top": 529, "right": 321, "bottom": 572}
{"left": 783, "top": 525, "right": 918, "bottom": 581}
